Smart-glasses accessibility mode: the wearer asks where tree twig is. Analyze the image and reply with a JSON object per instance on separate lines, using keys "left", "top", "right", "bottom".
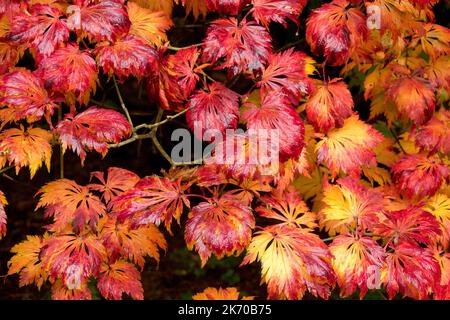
{"left": 167, "top": 43, "right": 204, "bottom": 51}
{"left": 112, "top": 75, "right": 134, "bottom": 128}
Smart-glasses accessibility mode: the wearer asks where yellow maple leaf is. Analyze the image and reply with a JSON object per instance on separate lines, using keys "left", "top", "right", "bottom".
{"left": 242, "top": 224, "right": 335, "bottom": 299}
{"left": 0, "top": 126, "right": 52, "bottom": 178}
{"left": 319, "top": 177, "right": 384, "bottom": 235}
{"left": 128, "top": 2, "right": 173, "bottom": 47}
{"left": 131, "top": 0, "right": 174, "bottom": 16}
{"left": 193, "top": 287, "right": 253, "bottom": 300}
{"left": 425, "top": 193, "right": 450, "bottom": 246}
{"left": 315, "top": 116, "right": 383, "bottom": 177}
{"left": 8, "top": 235, "right": 47, "bottom": 289}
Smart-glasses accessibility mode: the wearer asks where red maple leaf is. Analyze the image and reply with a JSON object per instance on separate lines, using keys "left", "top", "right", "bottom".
{"left": 89, "top": 167, "right": 140, "bottom": 204}
{"left": 185, "top": 191, "right": 255, "bottom": 266}
{"left": 97, "top": 260, "right": 144, "bottom": 300}
{"left": 251, "top": 0, "right": 307, "bottom": 27}
{"left": 383, "top": 242, "right": 440, "bottom": 299}
{"left": 67, "top": 0, "right": 130, "bottom": 42}
{"left": 203, "top": 17, "right": 272, "bottom": 75}
{"left": 386, "top": 76, "right": 435, "bottom": 125}
{"left": 305, "top": 78, "right": 354, "bottom": 132}
{"left": 413, "top": 109, "right": 450, "bottom": 155}
{"left": 186, "top": 82, "right": 240, "bottom": 140}
{"left": 375, "top": 206, "right": 442, "bottom": 246}
{"left": 241, "top": 90, "right": 305, "bottom": 160}
{"left": 37, "top": 178, "right": 106, "bottom": 232}
{"left": 306, "top": 0, "right": 367, "bottom": 66}
{"left": 0, "top": 68, "right": 58, "bottom": 126}
{"left": 205, "top": 0, "right": 250, "bottom": 15}
{"left": 9, "top": 4, "right": 70, "bottom": 61}
{"left": 56, "top": 107, "right": 132, "bottom": 163}
{"left": 35, "top": 43, "right": 97, "bottom": 105}
{"left": 41, "top": 233, "right": 106, "bottom": 285}
{"left": 256, "top": 48, "right": 315, "bottom": 104}
{"left": 94, "top": 35, "right": 158, "bottom": 81}
{"left": 391, "top": 154, "right": 449, "bottom": 199}
{"left": 146, "top": 47, "right": 201, "bottom": 111}
{"left": 111, "top": 175, "right": 190, "bottom": 232}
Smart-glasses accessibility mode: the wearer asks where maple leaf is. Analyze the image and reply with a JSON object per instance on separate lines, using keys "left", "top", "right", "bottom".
{"left": 386, "top": 76, "right": 435, "bottom": 125}
{"left": 41, "top": 233, "right": 106, "bottom": 285}
{"left": 166, "top": 47, "right": 201, "bottom": 102}
{"left": 226, "top": 174, "right": 272, "bottom": 205}
{"left": 51, "top": 279, "right": 92, "bottom": 300}
{"left": 413, "top": 109, "right": 450, "bottom": 155}
{"left": 425, "top": 193, "right": 450, "bottom": 247}
{"left": 251, "top": 0, "right": 305, "bottom": 27}
{"left": 306, "top": 0, "right": 367, "bottom": 66}
{"left": 0, "top": 41, "right": 23, "bottom": 75}
{"left": 410, "top": 23, "right": 450, "bottom": 61}
{"left": 94, "top": 35, "right": 158, "bottom": 81}
{"left": 434, "top": 249, "right": 450, "bottom": 299}
{"left": 305, "top": 78, "right": 354, "bottom": 133}
{"left": 127, "top": 1, "right": 172, "bottom": 47}
{"left": 37, "top": 179, "right": 106, "bottom": 231}
{"left": 185, "top": 191, "right": 255, "bottom": 266}
{"left": 100, "top": 217, "right": 167, "bottom": 268}
{"left": 330, "top": 235, "right": 386, "bottom": 298}
{"left": 376, "top": 206, "right": 441, "bottom": 247}
{"left": 146, "top": 47, "right": 201, "bottom": 111}
{"left": 0, "top": 68, "right": 58, "bottom": 126}
{"left": 35, "top": 43, "right": 98, "bottom": 105}
{"left": 97, "top": 260, "right": 144, "bottom": 300}
{"left": 204, "top": 132, "right": 278, "bottom": 179}
{"left": 0, "top": 190, "right": 7, "bottom": 239}
{"left": 241, "top": 90, "right": 305, "bottom": 160}
{"left": 66, "top": 0, "right": 130, "bottom": 43}
{"left": 275, "top": 148, "right": 311, "bottom": 191}
{"left": 391, "top": 154, "right": 449, "bottom": 199}
{"left": 315, "top": 116, "right": 383, "bottom": 177}
{"left": 205, "top": 0, "right": 249, "bottom": 15}
{"left": 9, "top": 4, "right": 70, "bottom": 60}
{"left": 242, "top": 224, "right": 336, "bottom": 299}
{"left": 193, "top": 287, "right": 253, "bottom": 300}
{"left": 382, "top": 242, "right": 440, "bottom": 299}
{"left": 131, "top": 0, "right": 174, "bottom": 17}
{"left": 89, "top": 167, "right": 140, "bottom": 204}
{"left": 179, "top": 0, "right": 208, "bottom": 20}
{"left": 256, "top": 188, "right": 317, "bottom": 229}
{"left": 111, "top": 175, "right": 190, "bottom": 232}
{"left": 7, "top": 235, "right": 47, "bottom": 288}
{"left": 319, "top": 177, "right": 383, "bottom": 235}
{"left": 203, "top": 17, "right": 272, "bottom": 75}
{"left": 257, "top": 48, "right": 315, "bottom": 104}
{"left": 56, "top": 107, "right": 132, "bottom": 163}
{"left": 186, "top": 82, "right": 240, "bottom": 140}
{"left": 0, "top": 126, "right": 52, "bottom": 178}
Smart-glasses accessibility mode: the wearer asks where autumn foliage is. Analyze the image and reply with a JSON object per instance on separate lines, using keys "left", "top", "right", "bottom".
{"left": 0, "top": 0, "right": 449, "bottom": 300}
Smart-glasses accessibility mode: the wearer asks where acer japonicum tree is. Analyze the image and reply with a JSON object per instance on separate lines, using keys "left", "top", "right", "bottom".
{"left": 0, "top": 0, "right": 449, "bottom": 300}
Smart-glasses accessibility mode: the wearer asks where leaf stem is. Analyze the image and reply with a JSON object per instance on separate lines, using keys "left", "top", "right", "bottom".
{"left": 58, "top": 107, "right": 64, "bottom": 179}
{"left": 0, "top": 166, "right": 14, "bottom": 175}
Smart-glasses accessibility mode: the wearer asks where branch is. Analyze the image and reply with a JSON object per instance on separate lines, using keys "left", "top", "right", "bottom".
{"left": 167, "top": 43, "right": 204, "bottom": 51}
{"left": 150, "top": 108, "right": 174, "bottom": 166}
{"left": 112, "top": 75, "right": 134, "bottom": 128}
{"left": 134, "top": 107, "right": 192, "bottom": 131}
